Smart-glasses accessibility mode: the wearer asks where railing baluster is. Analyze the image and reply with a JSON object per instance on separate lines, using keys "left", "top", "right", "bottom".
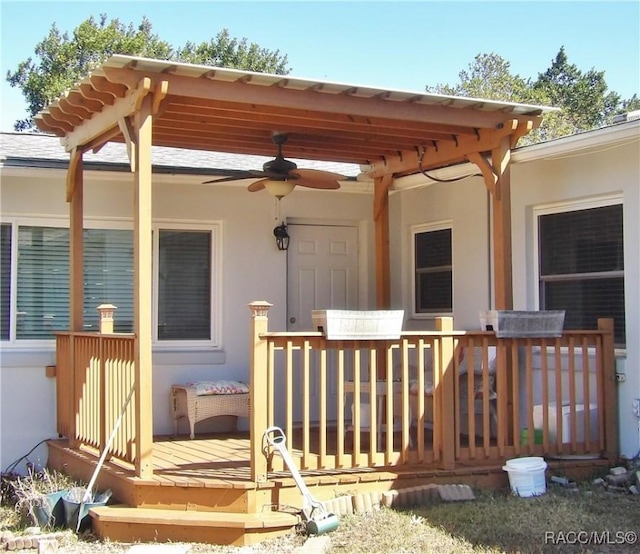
{"left": 540, "top": 338, "right": 549, "bottom": 453}
{"left": 568, "top": 336, "right": 577, "bottom": 452}
{"left": 466, "top": 339, "right": 476, "bottom": 458}
{"left": 481, "top": 335, "right": 491, "bottom": 457}
{"left": 336, "top": 343, "right": 345, "bottom": 468}
{"left": 285, "top": 340, "right": 294, "bottom": 460}
{"left": 352, "top": 347, "right": 361, "bottom": 466}
{"left": 368, "top": 343, "right": 377, "bottom": 464}
{"left": 510, "top": 340, "right": 520, "bottom": 456}
{"left": 319, "top": 341, "right": 327, "bottom": 468}
{"left": 581, "top": 336, "right": 592, "bottom": 452}
{"left": 416, "top": 338, "right": 426, "bottom": 461}
{"left": 302, "top": 339, "right": 311, "bottom": 469}
{"left": 385, "top": 343, "right": 394, "bottom": 464}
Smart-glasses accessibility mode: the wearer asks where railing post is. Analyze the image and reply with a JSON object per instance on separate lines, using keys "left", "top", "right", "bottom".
{"left": 97, "top": 304, "right": 117, "bottom": 334}
{"left": 599, "top": 318, "right": 618, "bottom": 461}
{"left": 249, "top": 301, "right": 272, "bottom": 483}
{"left": 436, "top": 317, "right": 455, "bottom": 469}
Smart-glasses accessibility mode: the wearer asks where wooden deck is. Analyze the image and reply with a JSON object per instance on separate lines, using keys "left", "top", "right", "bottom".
{"left": 47, "top": 430, "right": 609, "bottom": 546}
{"left": 47, "top": 318, "right": 617, "bottom": 546}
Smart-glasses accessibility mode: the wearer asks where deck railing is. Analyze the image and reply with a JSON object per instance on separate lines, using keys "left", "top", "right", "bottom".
{"left": 52, "top": 307, "right": 616, "bottom": 483}
{"left": 54, "top": 332, "right": 137, "bottom": 467}
{"left": 249, "top": 303, "right": 617, "bottom": 481}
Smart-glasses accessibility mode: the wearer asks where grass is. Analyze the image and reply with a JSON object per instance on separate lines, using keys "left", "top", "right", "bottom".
{"left": 328, "top": 485, "right": 640, "bottom": 554}
{"left": 1, "top": 475, "right": 639, "bottom": 553}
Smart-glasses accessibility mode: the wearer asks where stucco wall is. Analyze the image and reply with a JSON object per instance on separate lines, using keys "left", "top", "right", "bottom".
{"left": 393, "top": 137, "right": 639, "bottom": 457}
{"left": 393, "top": 175, "right": 491, "bottom": 330}
{"left": 0, "top": 168, "right": 374, "bottom": 470}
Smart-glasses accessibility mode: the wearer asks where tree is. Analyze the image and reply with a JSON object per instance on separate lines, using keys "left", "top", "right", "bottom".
{"left": 6, "top": 14, "right": 290, "bottom": 131}
{"left": 426, "top": 52, "right": 571, "bottom": 144}
{"left": 533, "top": 46, "right": 620, "bottom": 132}
{"left": 426, "top": 48, "right": 637, "bottom": 145}
{"left": 175, "top": 29, "right": 289, "bottom": 74}
{"left": 427, "top": 53, "right": 534, "bottom": 103}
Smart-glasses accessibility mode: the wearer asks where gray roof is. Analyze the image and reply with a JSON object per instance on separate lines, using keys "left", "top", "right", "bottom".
{"left": 0, "top": 132, "right": 362, "bottom": 177}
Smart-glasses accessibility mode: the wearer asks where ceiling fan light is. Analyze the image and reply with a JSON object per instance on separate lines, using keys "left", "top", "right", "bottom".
{"left": 263, "top": 180, "right": 295, "bottom": 199}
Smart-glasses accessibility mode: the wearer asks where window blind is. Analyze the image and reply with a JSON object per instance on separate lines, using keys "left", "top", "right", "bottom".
{"left": 17, "top": 226, "right": 70, "bottom": 339}
{"left": 83, "top": 229, "right": 134, "bottom": 332}
{"left": 0, "top": 224, "right": 11, "bottom": 340}
{"left": 414, "top": 228, "right": 452, "bottom": 313}
{"left": 539, "top": 204, "right": 625, "bottom": 345}
{"left": 157, "top": 230, "right": 211, "bottom": 340}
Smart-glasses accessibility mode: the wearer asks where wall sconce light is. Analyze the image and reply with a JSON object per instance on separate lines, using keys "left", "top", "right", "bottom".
{"left": 273, "top": 222, "right": 290, "bottom": 251}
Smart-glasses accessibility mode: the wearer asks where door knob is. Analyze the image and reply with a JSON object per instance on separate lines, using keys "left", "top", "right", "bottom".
{"left": 289, "top": 317, "right": 296, "bottom": 324}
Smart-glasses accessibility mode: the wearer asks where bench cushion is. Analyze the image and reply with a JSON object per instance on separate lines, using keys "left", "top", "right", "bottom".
{"left": 185, "top": 380, "right": 250, "bottom": 396}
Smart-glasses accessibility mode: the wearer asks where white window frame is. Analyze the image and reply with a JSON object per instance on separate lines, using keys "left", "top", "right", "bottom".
{"left": 152, "top": 219, "right": 222, "bottom": 350}
{"left": 411, "top": 220, "right": 454, "bottom": 319}
{"left": 533, "top": 193, "right": 624, "bottom": 345}
{"left": 1, "top": 215, "right": 222, "bottom": 350}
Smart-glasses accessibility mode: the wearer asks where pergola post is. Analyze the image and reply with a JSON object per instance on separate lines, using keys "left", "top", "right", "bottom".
{"left": 67, "top": 149, "right": 83, "bottom": 449}
{"left": 373, "top": 174, "right": 393, "bottom": 309}
{"left": 133, "top": 96, "right": 154, "bottom": 479}
{"left": 468, "top": 136, "right": 514, "bottom": 310}
{"left": 490, "top": 137, "right": 514, "bottom": 310}
{"left": 68, "top": 150, "right": 84, "bottom": 332}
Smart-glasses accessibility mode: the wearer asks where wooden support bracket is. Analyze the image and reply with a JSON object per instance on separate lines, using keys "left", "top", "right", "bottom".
{"left": 118, "top": 116, "right": 137, "bottom": 172}
{"left": 466, "top": 151, "right": 498, "bottom": 197}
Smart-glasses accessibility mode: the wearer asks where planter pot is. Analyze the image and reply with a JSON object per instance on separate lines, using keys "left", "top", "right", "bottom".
{"left": 312, "top": 310, "right": 404, "bottom": 340}
{"left": 479, "top": 310, "right": 565, "bottom": 338}
{"left": 31, "top": 490, "right": 67, "bottom": 528}
{"left": 62, "top": 488, "right": 110, "bottom": 532}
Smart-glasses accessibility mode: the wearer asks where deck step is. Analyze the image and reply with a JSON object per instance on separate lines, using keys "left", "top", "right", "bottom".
{"left": 89, "top": 505, "right": 300, "bottom": 546}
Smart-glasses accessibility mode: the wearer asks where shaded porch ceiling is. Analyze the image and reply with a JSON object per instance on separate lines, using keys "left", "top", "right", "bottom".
{"left": 34, "top": 55, "right": 555, "bottom": 181}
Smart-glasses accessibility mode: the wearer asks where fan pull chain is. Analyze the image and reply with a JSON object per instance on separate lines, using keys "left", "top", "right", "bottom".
{"left": 274, "top": 197, "right": 284, "bottom": 222}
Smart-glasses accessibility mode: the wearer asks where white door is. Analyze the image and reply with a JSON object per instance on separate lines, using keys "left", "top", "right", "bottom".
{"left": 287, "top": 223, "right": 359, "bottom": 331}
{"left": 286, "top": 223, "right": 359, "bottom": 423}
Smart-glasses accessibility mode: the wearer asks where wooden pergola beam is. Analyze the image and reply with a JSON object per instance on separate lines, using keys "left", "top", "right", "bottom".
{"left": 61, "top": 77, "right": 153, "bottom": 153}
{"left": 101, "top": 67, "right": 515, "bottom": 130}
{"left": 366, "top": 118, "right": 538, "bottom": 178}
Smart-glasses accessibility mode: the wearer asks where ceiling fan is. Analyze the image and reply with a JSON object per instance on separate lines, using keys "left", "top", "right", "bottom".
{"left": 203, "top": 133, "right": 345, "bottom": 198}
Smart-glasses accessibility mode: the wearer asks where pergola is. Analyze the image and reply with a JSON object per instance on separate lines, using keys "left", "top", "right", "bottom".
{"left": 35, "top": 55, "right": 552, "bottom": 477}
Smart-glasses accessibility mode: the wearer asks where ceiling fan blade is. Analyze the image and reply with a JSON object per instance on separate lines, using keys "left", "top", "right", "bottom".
{"left": 288, "top": 169, "right": 343, "bottom": 190}
{"left": 247, "top": 180, "right": 267, "bottom": 192}
{"left": 202, "top": 170, "right": 267, "bottom": 184}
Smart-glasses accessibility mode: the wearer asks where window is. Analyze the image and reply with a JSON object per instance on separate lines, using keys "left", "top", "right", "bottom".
{"left": 83, "top": 229, "right": 134, "bottom": 333}
{"left": 16, "top": 226, "right": 70, "bottom": 339}
{"left": 157, "top": 230, "right": 211, "bottom": 340}
{"left": 0, "top": 223, "right": 11, "bottom": 340}
{"left": 2, "top": 221, "right": 218, "bottom": 345}
{"left": 413, "top": 224, "right": 452, "bottom": 314}
{"left": 538, "top": 201, "right": 625, "bottom": 345}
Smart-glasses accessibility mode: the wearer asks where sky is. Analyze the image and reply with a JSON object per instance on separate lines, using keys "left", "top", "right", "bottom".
{"left": 1, "top": 0, "right": 639, "bottom": 132}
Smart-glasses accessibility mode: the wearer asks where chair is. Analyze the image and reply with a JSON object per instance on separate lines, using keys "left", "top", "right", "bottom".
{"left": 408, "top": 346, "right": 498, "bottom": 438}
{"left": 344, "top": 381, "right": 409, "bottom": 447}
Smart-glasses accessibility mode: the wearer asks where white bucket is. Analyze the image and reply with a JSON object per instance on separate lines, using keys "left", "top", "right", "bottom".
{"left": 502, "top": 457, "right": 547, "bottom": 497}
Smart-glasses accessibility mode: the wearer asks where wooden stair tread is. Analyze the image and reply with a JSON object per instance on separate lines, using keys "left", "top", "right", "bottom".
{"left": 90, "top": 505, "right": 299, "bottom": 529}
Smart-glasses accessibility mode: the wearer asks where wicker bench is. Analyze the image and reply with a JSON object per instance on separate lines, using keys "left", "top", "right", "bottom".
{"left": 171, "top": 384, "right": 250, "bottom": 439}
